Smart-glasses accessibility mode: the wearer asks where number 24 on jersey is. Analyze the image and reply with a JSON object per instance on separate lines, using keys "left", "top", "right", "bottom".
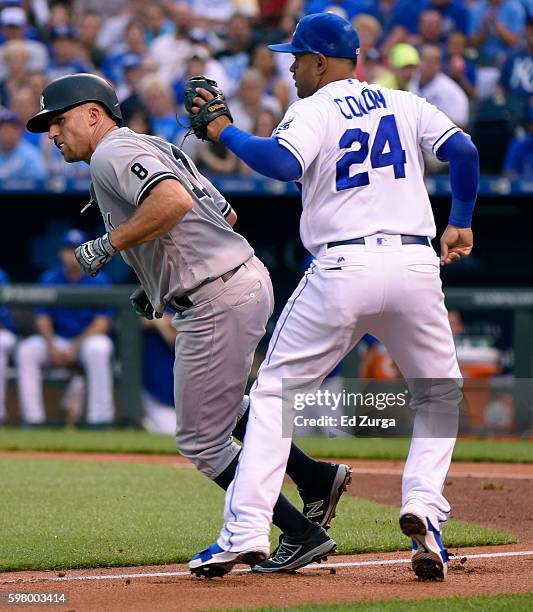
{"left": 336, "top": 114, "right": 406, "bottom": 191}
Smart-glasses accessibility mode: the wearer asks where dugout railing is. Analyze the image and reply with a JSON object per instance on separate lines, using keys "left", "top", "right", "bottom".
{"left": 1, "top": 285, "right": 533, "bottom": 427}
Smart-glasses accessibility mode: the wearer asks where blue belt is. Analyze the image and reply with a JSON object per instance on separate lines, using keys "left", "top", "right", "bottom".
{"left": 327, "top": 235, "right": 430, "bottom": 249}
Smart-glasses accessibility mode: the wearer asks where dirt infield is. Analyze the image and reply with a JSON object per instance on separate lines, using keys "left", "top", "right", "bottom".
{"left": 1, "top": 452, "right": 532, "bottom": 611}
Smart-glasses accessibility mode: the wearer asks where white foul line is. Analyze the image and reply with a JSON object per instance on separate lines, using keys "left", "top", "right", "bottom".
{"left": 1, "top": 550, "right": 532, "bottom": 585}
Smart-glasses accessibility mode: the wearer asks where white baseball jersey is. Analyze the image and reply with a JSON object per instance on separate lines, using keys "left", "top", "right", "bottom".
{"left": 273, "top": 79, "right": 461, "bottom": 256}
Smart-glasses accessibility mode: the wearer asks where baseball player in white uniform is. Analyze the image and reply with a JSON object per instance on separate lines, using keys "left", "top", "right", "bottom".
{"left": 27, "top": 72, "right": 353, "bottom": 576}
{"left": 187, "top": 12, "right": 479, "bottom": 580}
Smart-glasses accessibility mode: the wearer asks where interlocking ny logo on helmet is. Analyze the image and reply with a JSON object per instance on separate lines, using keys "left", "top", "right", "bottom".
{"left": 268, "top": 12, "right": 360, "bottom": 60}
{"left": 27, "top": 73, "right": 123, "bottom": 133}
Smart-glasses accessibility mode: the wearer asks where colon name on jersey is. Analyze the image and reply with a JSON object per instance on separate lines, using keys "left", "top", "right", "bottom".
{"left": 273, "top": 79, "right": 461, "bottom": 256}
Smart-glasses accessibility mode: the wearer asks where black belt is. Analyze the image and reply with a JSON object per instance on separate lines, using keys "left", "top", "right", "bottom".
{"left": 168, "top": 263, "right": 243, "bottom": 311}
{"left": 327, "top": 235, "right": 430, "bottom": 248}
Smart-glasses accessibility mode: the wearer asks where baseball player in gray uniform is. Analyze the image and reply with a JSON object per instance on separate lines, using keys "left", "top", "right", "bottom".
{"left": 27, "top": 73, "right": 352, "bottom": 574}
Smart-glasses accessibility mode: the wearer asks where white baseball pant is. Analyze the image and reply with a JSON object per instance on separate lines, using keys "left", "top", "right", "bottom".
{"left": 0, "top": 328, "right": 16, "bottom": 422}
{"left": 16, "top": 334, "right": 114, "bottom": 424}
{"left": 218, "top": 235, "right": 461, "bottom": 552}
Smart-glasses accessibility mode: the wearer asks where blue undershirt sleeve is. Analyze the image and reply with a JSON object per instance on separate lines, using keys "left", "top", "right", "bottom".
{"left": 219, "top": 125, "right": 302, "bottom": 182}
{"left": 436, "top": 131, "right": 479, "bottom": 228}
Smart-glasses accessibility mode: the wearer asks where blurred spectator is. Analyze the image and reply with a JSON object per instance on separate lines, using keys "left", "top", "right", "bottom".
{"left": 250, "top": 43, "right": 289, "bottom": 112}
{"left": 76, "top": 10, "right": 106, "bottom": 69}
{"left": 0, "top": 39, "right": 31, "bottom": 107}
{"left": 9, "top": 86, "right": 40, "bottom": 148}
{"left": 48, "top": 2, "right": 73, "bottom": 28}
{"left": 352, "top": 13, "right": 382, "bottom": 82}
{"left": 230, "top": 68, "right": 281, "bottom": 132}
{"left": 47, "top": 25, "right": 91, "bottom": 82}
{"left": 382, "top": 0, "right": 468, "bottom": 56}
{"left": 0, "top": 7, "right": 48, "bottom": 79}
{"left": 497, "top": 14, "right": 533, "bottom": 125}
{"left": 444, "top": 31, "right": 477, "bottom": 99}
{"left": 172, "top": 45, "right": 230, "bottom": 108}
{"left": 412, "top": 44, "right": 469, "bottom": 128}
{"left": 303, "top": 0, "right": 378, "bottom": 20}
{"left": 0, "top": 108, "right": 46, "bottom": 180}
{"left": 363, "top": 48, "right": 388, "bottom": 84}
{"left": 141, "top": 313, "right": 177, "bottom": 435}
{"left": 410, "top": 9, "right": 445, "bottom": 50}
{"left": 138, "top": 73, "right": 184, "bottom": 143}
{"left": 102, "top": 19, "right": 146, "bottom": 86}
{"left": 27, "top": 69, "right": 46, "bottom": 102}
{"left": 469, "top": 0, "right": 525, "bottom": 65}
{"left": 193, "top": 138, "right": 239, "bottom": 176}
{"left": 359, "top": 335, "right": 400, "bottom": 379}
{"left": 26, "top": 0, "right": 50, "bottom": 29}
{"left": 92, "top": 0, "right": 145, "bottom": 54}
{"left": 143, "top": 1, "right": 174, "bottom": 45}
{"left": 503, "top": 106, "right": 533, "bottom": 179}
{"left": 375, "top": 43, "right": 420, "bottom": 90}
{"left": 239, "top": 109, "right": 278, "bottom": 175}
{"left": 448, "top": 310, "right": 501, "bottom": 377}
{"left": 214, "top": 13, "right": 256, "bottom": 97}
{"left": 192, "top": 0, "right": 259, "bottom": 28}
{"left": 115, "top": 52, "right": 144, "bottom": 104}
{"left": 74, "top": 0, "right": 130, "bottom": 19}
{"left": 16, "top": 229, "right": 115, "bottom": 427}
{"left": 126, "top": 107, "right": 152, "bottom": 135}
{"left": 0, "top": 267, "right": 16, "bottom": 426}
{"left": 148, "top": 1, "right": 195, "bottom": 83}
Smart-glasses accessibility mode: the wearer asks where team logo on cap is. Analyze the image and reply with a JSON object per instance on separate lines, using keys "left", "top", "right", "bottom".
{"left": 39, "top": 95, "right": 44, "bottom": 110}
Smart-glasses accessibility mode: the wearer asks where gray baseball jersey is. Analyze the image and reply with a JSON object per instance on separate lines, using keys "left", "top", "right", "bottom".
{"left": 89, "top": 127, "right": 253, "bottom": 311}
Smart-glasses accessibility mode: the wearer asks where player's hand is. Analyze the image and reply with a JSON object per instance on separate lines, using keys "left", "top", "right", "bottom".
{"left": 130, "top": 286, "right": 162, "bottom": 319}
{"left": 49, "top": 344, "right": 75, "bottom": 368}
{"left": 74, "top": 233, "right": 117, "bottom": 277}
{"left": 184, "top": 76, "right": 233, "bottom": 142}
{"left": 439, "top": 225, "right": 473, "bottom": 266}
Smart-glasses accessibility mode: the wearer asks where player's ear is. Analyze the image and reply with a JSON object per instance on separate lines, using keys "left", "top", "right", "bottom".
{"left": 315, "top": 54, "right": 328, "bottom": 76}
{"left": 87, "top": 103, "right": 104, "bottom": 127}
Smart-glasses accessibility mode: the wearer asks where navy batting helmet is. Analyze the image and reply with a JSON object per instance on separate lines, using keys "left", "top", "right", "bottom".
{"left": 27, "top": 73, "right": 123, "bottom": 133}
{"left": 268, "top": 13, "right": 360, "bottom": 60}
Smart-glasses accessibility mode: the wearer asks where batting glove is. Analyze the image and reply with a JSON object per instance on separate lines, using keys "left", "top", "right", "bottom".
{"left": 130, "top": 286, "right": 162, "bottom": 319}
{"left": 74, "top": 233, "right": 117, "bottom": 277}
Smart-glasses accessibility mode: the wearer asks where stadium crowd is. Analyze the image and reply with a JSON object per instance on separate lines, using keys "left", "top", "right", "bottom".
{"left": 0, "top": 0, "right": 531, "bottom": 179}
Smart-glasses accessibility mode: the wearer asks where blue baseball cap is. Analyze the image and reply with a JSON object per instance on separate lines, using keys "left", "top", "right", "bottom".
{"left": 50, "top": 24, "right": 77, "bottom": 40}
{"left": 121, "top": 53, "right": 142, "bottom": 70}
{"left": 268, "top": 12, "right": 360, "bottom": 59}
{"left": 61, "top": 229, "right": 89, "bottom": 248}
{"left": 0, "top": 108, "right": 21, "bottom": 125}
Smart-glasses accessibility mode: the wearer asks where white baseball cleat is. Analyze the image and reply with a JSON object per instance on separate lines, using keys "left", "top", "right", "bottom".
{"left": 399, "top": 513, "right": 449, "bottom": 581}
{"left": 189, "top": 543, "right": 268, "bottom": 578}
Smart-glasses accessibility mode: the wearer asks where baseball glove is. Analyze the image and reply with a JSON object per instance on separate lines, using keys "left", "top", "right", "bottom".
{"left": 184, "top": 75, "right": 233, "bottom": 141}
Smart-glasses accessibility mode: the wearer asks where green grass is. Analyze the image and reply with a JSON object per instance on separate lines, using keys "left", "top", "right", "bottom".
{"left": 0, "top": 458, "right": 515, "bottom": 572}
{"left": 1, "top": 429, "right": 532, "bottom": 463}
{"left": 219, "top": 593, "right": 533, "bottom": 612}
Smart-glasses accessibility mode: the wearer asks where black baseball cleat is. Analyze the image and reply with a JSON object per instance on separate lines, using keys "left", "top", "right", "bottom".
{"left": 298, "top": 462, "right": 352, "bottom": 529}
{"left": 251, "top": 524, "right": 336, "bottom": 573}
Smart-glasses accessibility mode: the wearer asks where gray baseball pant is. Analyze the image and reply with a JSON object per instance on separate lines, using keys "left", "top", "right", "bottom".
{"left": 172, "top": 256, "right": 274, "bottom": 479}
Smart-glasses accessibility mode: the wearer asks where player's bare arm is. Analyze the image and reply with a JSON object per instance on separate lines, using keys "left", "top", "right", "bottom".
{"left": 74, "top": 180, "right": 193, "bottom": 277}
{"left": 110, "top": 180, "right": 193, "bottom": 250}
{"left": 67, "top": 316, "right": 111, "bottom": 358}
